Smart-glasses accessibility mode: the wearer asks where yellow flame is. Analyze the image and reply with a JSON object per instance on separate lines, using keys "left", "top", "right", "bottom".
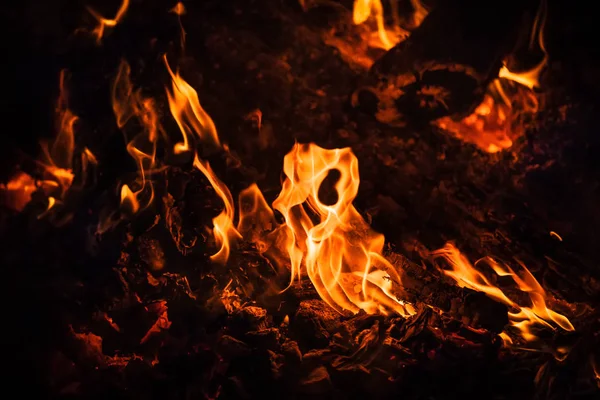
{"left": 431, "top": 243, "right": 574, "bottom": 343}
{"left": 88, "top": 0, "right": 130, "bottom": 44}
{"left": 164, "top": 55, "right": 220, "bottom": 154}
{"left": 353, "top": 0, "right": 397, "bottom": 50}
{"left": 272, "top": 143, "right": 414, "bottom": 316}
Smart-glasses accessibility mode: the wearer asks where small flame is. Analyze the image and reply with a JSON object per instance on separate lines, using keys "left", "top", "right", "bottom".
{"left": 193, "top": 156, "right": 242, "bottom": 264}
{"left": 431, "top": 243, "right": 574, "bottom": 344}
{"left": 353, "top": 0, "right": 401, "bottom": 50}
{"left": 88, "top": 0, "right": 130, "bottom": 44}
{"left": 170, "top": 2, "right": 187, "bottom": 50}
{"left": 0, "top": 172, "right": 37, "bottom": 212}
{"left": 237, "top": 183, "right": 276, "bottom": 252}
{"left": 164, "top": 55, "right": 220, "bottom": 154}
{"left": 272, "top": 143, "right": 413, "bottom": 316}
{"left": 592, "top": 356, "right": 600, "bottom": 388}
{"left": 112, "top": 60, "right": 161, "bottom": 214}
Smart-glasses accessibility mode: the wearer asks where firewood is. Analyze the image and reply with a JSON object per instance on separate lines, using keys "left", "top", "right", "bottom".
{"left": 354, "top": 0, "right": 539, "bottom": 125}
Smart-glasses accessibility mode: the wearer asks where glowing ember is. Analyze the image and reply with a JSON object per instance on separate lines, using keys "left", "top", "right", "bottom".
{"left": 431, "top": 243, "right": 574, "bottom": 344}
{"left": 87, "top": 0, "right": 130, "bottom": 43}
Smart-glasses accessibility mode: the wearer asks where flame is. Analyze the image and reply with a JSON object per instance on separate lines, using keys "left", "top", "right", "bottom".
{"left": 272, "top": 143, "right": 413, "bottom": 316}
{"left": 431, "top": 243, "right": 574, "bottom": 343}
{"left": 193, "top": 156, "right": 241, "bottom": 264}
{"left": 164, "top": 55, "right": 240, "bottom": 263}
{"left": 353, "top": 0, "right": 402, "bottom": 50}
{"left": 112, "top": 60, "right": 161, "bottom": 214}
{"left": 88, "top": 0, "right": 130, "bottom": 44}
{"left": 0, "top": 172, "right": 37, "bottom": 212}
{"left": 435, "top": 0, "right": 548, "bottom": 153}
{"left": 592, "top": 356, "right": 600, "bottom": 388}
{"left": 237, "top": 183, "right": 276, "bottom": 252}
{"left": 164, "top": 55, "right": 220, "bottom": 153}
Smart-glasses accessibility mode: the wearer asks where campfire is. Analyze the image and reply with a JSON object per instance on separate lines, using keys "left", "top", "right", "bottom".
{"left": 3, "top": 0, "right": 600, "bottom": 398}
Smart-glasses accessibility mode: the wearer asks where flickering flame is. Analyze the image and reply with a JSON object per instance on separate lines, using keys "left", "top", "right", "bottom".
{"left": 112, "top": 60, "right": 160, "bottom": 214}
{"left": 0, "top": 172, "right": 37, "bottom": 212}
{"left": 88, "top": 0, "right": 130, "bottom": 43}
{"left": 193, "top": 156, "right": 241, "bottom": 264}
{"left": 435, "top": 0, "right": 548, "bottom": 153}
{"left": 164, "top": 55, "right": 220, "bottom": 154}
{"left": 39, "top": 70, "right": 78, "bottom": 198}
{"left": 272, "top": 143, "right": 414, "bottom": 316}
{"left": 352, "top": 0, "right": 402, "bottom": 50}
{"left": 431, "top": 243, "right": 574, "bottom": 343}
{"left": 592, "top": 356, "right": 600, "bottom": 388}
{"left": 164, "top": 55, "right": 239, "bottom": 263}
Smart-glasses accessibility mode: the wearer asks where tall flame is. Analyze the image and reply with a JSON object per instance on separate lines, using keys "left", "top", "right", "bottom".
{"left": 164, "top": 55, "right": 240, "bottom": 264}
{"left": 431, "top": 243, "right": 574, "bottom": 343}
{"left": 272, "top": 143, "right": 414, "bottom": 316}
{"left": 164, "top": 55, "right": 220, "bottom": 154}
{"left": 112, "top": 60, "right": 161, "bottom": 214}
{"left": 88, "top": 0, "right": 130, "bottom": 44}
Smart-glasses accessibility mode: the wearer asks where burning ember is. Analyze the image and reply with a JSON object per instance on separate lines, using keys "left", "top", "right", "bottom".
{"left": 4, "top": 0, "right": 599, "bottom": 398}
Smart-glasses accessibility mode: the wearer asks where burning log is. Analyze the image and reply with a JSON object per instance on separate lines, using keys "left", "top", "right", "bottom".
{"left": 353, "top": 0, "right": 539, "bottom": 125}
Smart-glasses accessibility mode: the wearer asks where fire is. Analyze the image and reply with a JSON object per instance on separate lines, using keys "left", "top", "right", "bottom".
{"left": 164, "top": 55, "right": 220, "bottom": 154}
{"left": 193, "top": 156, "right": 242, "bottom": 264}
{"left": 0, "top": 172, "right": 37, "bottom": 212}
{"left": 164, "top": 55, "right": 240, "bottom": 264}
{"left": 435, "top": 0, "right": 548, "bottom": 153}
{"left": 87, "top": 0, "right": 130, "bottom": 43}
{"left": 431, "top": 243, "right": 574, "bottom": 344}
{"left": 272, "top": 143, "right": 414, "bottom": 316}
{"left": 352, "top": 0, "right": 428, "bottom": 50}
{"left": 112, "top": 60, "right": 161, "bottom": 214}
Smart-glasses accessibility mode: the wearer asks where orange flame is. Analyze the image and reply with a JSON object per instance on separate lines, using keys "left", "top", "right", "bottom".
{"left": 39, "top": 70, "right": 78, "bottom": 198}
{"left": 435, "top": 0, "right": 548, "bottom": 153}
{"left": 431, "top": 243, "right": 574, "bottom": 343}
{"left": 112, "top": 60, "right": 161, "bottom": 214}
{"left": 193, "top": 156, "right": 242, "bottom": 264}
{"left": 164, "top": 55, "right": 240, "bottom": 263}
{"left": 0, "top": 172, "right": 37, "bottom": 212}
{"left": 164, "top": 55, "right": 220, "bottom": 154}
{"left": 272, "top": 143, "right": 414, "bottom": 316}
{"left": 88, "top": 0, "right": 130, "bottom": 44}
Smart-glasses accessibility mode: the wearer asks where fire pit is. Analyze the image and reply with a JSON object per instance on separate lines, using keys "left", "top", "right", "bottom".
{"left": 3, "top": 0, "right": 600, "bottom": 398}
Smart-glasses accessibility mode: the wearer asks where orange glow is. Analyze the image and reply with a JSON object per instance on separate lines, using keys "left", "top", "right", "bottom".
{"left": 88, "top": 0, "right": 130, "bottom": 44}
{"left": 435, "top": 0, "right": 548, "bottom": 153}
{"left": 112, "top": 60, "right": 160, "bottom": 214}
{"left": 164, "top": 55, "right": 220, "bottom": 154}
{"left": 431, "top": 243, "right": 574, "bottom": 344}
{"left": 237, "top": 183, "right": 276, "bottom": 252}
{"left": 272, "top": 143, "right": 414, "bottom": 316}
{"left": 353, "top": 0, "right": 408, "bottom": 50}
{"left": 0, "top": 172, "right": 37, "bottom": 212}
{"left": 549, "top": 231, "right": 562, "bottom": 241}
{"left": 193, "top": 156, "right": 242, "bottom": 264}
